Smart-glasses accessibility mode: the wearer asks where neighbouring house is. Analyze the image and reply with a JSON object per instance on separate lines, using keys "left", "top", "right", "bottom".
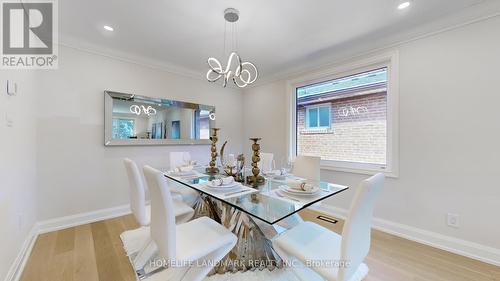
{"left": 296, "top": 68, "right": 388, "bottom": 165}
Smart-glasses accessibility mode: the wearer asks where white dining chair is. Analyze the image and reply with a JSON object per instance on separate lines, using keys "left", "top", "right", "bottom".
{"left": 138, "top": 166, "right": 237, "bottom": 281}
{"left": 292, "top": 155, "right": 321, "bottom": 181}
{"left": 168, "top": 152, "right": 200, "bottom": 207}
{"left": 272, "top": 173, "right": 385, "bottom": 281}
{"left": 124, "top": 158, "right": 149, "bottom": 226}
{"left": 123, "top": 158, "right": 195, "bottom": 226}
{"left": 258, "top": 152, "right": 274, "bottom": 173}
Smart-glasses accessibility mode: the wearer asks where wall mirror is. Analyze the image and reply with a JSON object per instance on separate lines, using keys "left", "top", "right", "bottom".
{"left": 104, "top": 91, "right": 215, "bottom": 146}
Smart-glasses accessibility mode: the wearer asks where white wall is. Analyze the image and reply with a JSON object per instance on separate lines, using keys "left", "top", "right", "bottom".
{"left": 242, "top": 81, "right": 288, "bottom": 162}
{"left": 35, "top": 46, "right": 244, "bottom": 220}
{"left": 0, "top": 73, "right": 38, "bottom": 278}
{"left": 243, "top": 16, "right": 500, "bottom": 252}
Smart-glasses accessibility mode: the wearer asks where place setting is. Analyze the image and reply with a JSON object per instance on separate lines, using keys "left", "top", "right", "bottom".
{"left": 264, "top": 170, "right": 307, "bottom": 183}
{"left": 260, "top": 157, "right": 308, "bottom": 183}
{"left": 267, "top": 178, "right": 327, "bottom": 204}
{"left": 262, "top": 169, "right": 288, "bottom": 181}
{"left": 197, "top": 176, "right": 259, "bottom": 199}
{"left": 165, "top": 160, "right": 206, "bottom": 179}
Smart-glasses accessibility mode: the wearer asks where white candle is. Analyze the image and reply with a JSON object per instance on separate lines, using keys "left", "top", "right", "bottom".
{"left": 227, "top": 154, "right": 235, "bottom": 166}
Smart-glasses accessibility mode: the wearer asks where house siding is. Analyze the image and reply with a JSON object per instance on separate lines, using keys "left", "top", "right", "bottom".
{"left": 297, "top": 91, "right": 387, "bottom": 164}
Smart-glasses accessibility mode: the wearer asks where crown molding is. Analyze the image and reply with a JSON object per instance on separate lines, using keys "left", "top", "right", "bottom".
{"left": 57, "top": 40, "right": 243, "bottom": 91}
{"left": 246, "top": 2, "right": 500, "bottom": 89}
{"left": 58, "top": 40, "right": 200, "bottom": 79}
{"left": 57, "top": 1, "right": 500, "bottom": 92}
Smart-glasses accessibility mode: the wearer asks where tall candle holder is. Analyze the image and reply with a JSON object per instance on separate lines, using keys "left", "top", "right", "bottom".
{"left": 246, "top": 138, "right": 265, "bottom": 185}
{"left": 206, "top": 128, "right": 220, "bottom": 174}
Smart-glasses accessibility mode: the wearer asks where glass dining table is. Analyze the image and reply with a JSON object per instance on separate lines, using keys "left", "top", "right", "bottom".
{"left": 163, "top": 167, "right": 349, "bottom": 274}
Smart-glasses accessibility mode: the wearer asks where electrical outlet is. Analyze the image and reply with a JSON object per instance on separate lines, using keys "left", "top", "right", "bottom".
{"left": 447, "top": 213, "right": 460, "bottom": 228}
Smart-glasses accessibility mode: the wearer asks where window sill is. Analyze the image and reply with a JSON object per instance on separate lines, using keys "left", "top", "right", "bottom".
{"left": 320, "top": 164, "right": 398, "bottom": 178}
{"left": 300, "top": 128, "right": 334, "bottom": 135}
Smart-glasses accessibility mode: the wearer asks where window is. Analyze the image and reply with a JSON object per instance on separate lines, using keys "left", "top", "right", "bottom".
{"left": 112, "top": 118, "right": 135, "bottom": 139}
{"left": 288, "top": 52, "right": 399, "bottom": 176}
{"left": 306, "top": 105, "right": 331, "bottom": 129}
{"left": 297, "top": 68, "right": 387, "bottom": 165}
{"left": 196, "top": 110, "right": 211, "bottom": 139}
{"left": 171, "top": 121, "right": 181, "bottom": 139}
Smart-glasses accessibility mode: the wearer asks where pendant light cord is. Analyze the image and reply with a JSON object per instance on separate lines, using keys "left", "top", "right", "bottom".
{"left": 223, "top": 20, "right": 227, "bottom": 57}
{"left": 231, "top": 23, "right": 235, "bottom": 52}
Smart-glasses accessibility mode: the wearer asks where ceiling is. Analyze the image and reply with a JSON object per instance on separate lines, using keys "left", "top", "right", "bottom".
{"left": 59, "top": 0, "right": 499, "bottom": 83}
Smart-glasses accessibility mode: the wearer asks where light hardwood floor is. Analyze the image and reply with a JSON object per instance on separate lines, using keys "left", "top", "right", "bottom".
{"left": 20, "top": 210, "right": 500, "bottom": 281}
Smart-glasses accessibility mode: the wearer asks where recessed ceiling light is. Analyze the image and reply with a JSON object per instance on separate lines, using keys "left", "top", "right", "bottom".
{"left": 103, "top": 25, "right": 114, "bottom": 31}
{"left": 398, "top": 1, "right": 411, "bottom": 10}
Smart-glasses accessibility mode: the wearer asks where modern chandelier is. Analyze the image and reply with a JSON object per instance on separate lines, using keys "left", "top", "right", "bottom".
{"left": 206, "top": 8, "right": 258, "bottom": 88}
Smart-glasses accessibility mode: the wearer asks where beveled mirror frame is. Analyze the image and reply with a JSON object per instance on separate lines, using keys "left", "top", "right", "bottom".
{"left": 104, "top": 90, "right": 215, "bottom": 146}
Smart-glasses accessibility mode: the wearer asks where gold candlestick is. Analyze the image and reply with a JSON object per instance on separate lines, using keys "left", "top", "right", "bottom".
{"left": 246, "top": 138, "right": 265, "bottom": 185}
{"left": 206, "top": 128, "right": 220, "bottom": 174}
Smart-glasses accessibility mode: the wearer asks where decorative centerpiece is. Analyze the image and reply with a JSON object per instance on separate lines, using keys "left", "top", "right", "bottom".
{"left": 246, "top": 138, "right": 265, "bottom": 185}
{"left": 234, "top": 154, "right": 245, "bottom": 182}
{"left": 223, "top": 154, "right": 238, "bottom": 177}
{"left": 219, "top": 141, "right": 246, "bottom": 180}
{"left": 206, "top": 128, "right": 220, "bottom": 174}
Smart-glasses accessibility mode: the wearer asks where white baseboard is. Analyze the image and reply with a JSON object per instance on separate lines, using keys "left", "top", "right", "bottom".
{"left": 4, "top": 204, "right": 131, "bottom": 281}
{"left": 6, "top": 203, "right": 500, "bottom": 281}
{"left": 3, "top": 226, "right": 38, "bottom": 281}
{"left": 311, "top": 204, "right": 500, "bottom": 267}
{"left": 37, "top": 204, "right": 131, "bottom": 234}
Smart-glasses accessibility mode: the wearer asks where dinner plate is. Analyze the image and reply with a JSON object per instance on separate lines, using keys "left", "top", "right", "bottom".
{"left": 204, "top": 183, "right": 242, "bottom": 193}
{"left": 279, "top": 185, "right": 321, "bottom": 196}
{"left": 263, "top": 170, "right": 281, "bottom": 176}
{"left": 271, "top": 175, "right": 287, "bottom": 181}
{"left": 169, "top": 170, "right": 197, "bottom": 177}
{"left": 286, "top": 175, "right": 307, "bottom": 181}
{"left": 205, "top": 181, "right": 240, "bottom": 189}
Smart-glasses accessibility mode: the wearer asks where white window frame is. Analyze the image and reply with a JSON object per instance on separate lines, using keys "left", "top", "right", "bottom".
{"left": 305, "top": 104, "right": 331, "bottom": 130}
{"left": 286, "top": 51, "right": 399, "bottom": 177}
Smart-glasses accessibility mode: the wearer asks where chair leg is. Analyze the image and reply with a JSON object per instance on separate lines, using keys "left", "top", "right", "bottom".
{"left": 133, "top": 238, "right": 158, "bottom": 271}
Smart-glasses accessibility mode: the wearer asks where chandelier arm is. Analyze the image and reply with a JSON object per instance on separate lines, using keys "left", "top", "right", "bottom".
{"left": 233, "top": 53, "right": 243, "bottom": 77}
{"left": 233, "top": 76, "right": 248, "bottom": 88}
{"left": 223, "top": 70, "right": 231, "bottom": 87}
{"left": 207, "top": 69, "right": 222, "bottom": 82}
{"left": 241, "top": 62, "right": 258, "bottom": 84}
{"left": 207, "top": 57, "right": 223, "bottom": 72}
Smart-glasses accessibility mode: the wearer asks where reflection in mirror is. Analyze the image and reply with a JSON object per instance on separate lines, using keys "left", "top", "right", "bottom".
{"left": 104, "top": 91, "right": 215, "bottom": 146}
